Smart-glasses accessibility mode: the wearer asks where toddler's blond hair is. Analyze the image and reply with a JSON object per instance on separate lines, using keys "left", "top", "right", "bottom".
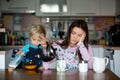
{"left": 30, "top": 25, "right": 46, "bottom": 37}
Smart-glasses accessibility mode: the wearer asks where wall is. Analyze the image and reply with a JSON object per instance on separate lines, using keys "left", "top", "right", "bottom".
{"left": 0, "top": 14, "right": 115, "bottom": 45}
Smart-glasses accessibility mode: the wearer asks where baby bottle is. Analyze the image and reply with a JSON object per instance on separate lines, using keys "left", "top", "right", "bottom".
{"left": 9, "top": 54, "right": 23, "bottom": 69}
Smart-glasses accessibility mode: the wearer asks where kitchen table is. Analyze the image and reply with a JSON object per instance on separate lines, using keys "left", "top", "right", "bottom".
{"left": 0, "top": 69, "right": 119, "bottom": 80}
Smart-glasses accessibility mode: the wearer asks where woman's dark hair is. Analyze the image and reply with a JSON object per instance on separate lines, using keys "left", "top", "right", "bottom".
{"left": 59, "top": 19, "right": 89, "bottom": 49}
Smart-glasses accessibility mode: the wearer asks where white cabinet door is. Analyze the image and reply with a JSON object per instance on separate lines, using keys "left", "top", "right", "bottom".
{"left": 35, "top": 0, "right": 70, "bottom": 16}
{"left": 1, "top": 0, "right": 36, "bottom": 11}
{"left": 116, "top": 0, "right": 120, "bottom": 15}
{"left": 100, "top": 0, "right": 116, "bottom": 16}
{"left": 0, "top": 1, "right": 1, "bottom": 17}
{"left": 0, "top": 50, "right": 12, "bottom": 69}
{"left": 93, "top": 47, "right": 105, "bottom": 58}
{"left": 70, "top": 0, "right": 100, "bottom": 16}
{"left": 113, "top": 50, "right": 120, "bottom": 77}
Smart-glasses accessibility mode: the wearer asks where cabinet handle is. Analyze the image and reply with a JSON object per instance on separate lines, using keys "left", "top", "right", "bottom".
{"left": 75, "top": 13, "right": 96, "bottom": 16}
{"left": 8, "top": 7, "right": 28, "bottom": 9}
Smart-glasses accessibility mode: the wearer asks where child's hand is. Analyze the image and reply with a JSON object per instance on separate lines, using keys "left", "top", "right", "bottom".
{"left": 38, "top": 67, "right": 44, "bottom": 71}
{"left": 8, "top": 67, "right": 14, "bottom": 72}
{"left": 17, "top": 50, "right": 25, "bottom": 56}
{"left": 39, "top": 35, "right": 49, "bottom": 49}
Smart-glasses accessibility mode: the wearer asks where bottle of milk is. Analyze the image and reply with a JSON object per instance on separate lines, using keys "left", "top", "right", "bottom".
{"left": 9, "top": 54, "right": 23, "bottom": 69}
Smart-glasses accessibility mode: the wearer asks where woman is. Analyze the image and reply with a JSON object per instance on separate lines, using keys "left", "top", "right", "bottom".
{"left": 52, "top": 20, "right": 93, "bottom": 70}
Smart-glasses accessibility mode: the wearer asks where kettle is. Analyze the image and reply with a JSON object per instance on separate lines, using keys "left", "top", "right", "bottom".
{"left": 40, "top": 42, "right": 56, "bottom": 62}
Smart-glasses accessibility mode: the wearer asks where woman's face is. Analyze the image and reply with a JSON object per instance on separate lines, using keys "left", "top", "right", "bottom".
{"left": 70, "top": 27, "right": 85, "bottom": 46}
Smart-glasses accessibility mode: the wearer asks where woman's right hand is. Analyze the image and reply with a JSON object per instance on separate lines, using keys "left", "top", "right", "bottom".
{"left": 77, "top": 33, "right": 86, "bottom": 46}
{"left": 79, "top": 33, "right": 86, "bottom": 43}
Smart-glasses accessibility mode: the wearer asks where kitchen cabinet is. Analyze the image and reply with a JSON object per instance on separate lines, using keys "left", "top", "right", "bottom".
{"left": 0, "top": 49, "right": 13, "bottom": 69}
{"left": 0, "top": 0, "right": 36, "bottom": 13}
{"left": 100, "top": 0, "right": 116, "bottom": 16}
{"left": 70, "top": 0, "right": 101, "bottom": 16}
{"left": 70, "top": 0, "right": 116, "bottom": 16}
{"left": 0, "top": 2, "right": 1, "bottom": 17}
{"left": 116, "top": 0, "right": 120, "bottom": 15}
{"left": 35, "top": 0, "right": 70, "bottom": 16}
{"left": 113, "top": 50, "right": 120, "bottom": 77}
{"left": 92, "top": 46, "right": 105, "bottom": 57}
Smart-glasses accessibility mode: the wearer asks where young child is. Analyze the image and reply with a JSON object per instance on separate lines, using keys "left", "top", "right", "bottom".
{"left": 8, "top": 25, "right": 55, "bottom": 71}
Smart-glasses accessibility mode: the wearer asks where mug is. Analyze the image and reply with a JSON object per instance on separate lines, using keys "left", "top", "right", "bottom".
{"left": 56, "top": 60, "right": 66, "bottom": 72}
{"left": 93, "top": 57, "right": 109, "bottom": 73}
{"left": 79, "top": 61, "right": 88, "bottom": 72}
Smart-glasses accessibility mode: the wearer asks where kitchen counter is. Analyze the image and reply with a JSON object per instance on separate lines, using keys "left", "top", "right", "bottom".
{"left": 0, "top": 45, "right": 23, "bottom": 51}
{"left": 0, "top": 69, "right": 119, "bottom": 80}
{"left": 105, "top": 46, "right": 120, "bottom": 50}
{"left": 92, "top": 45, "right": 120, "bottom": 50}
{"left": 0, "top": 45, "right": 120, "bottom": 50}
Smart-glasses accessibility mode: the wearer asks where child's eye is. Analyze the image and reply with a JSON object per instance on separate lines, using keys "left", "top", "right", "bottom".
{"left": 32, "top": 39, "right": 35, "bottom": 40}
{"left": 71, "top": 31, "right": 75, "bottom": 35}
{"left": 38, "top": 40, "right": 41, "bottom": 42}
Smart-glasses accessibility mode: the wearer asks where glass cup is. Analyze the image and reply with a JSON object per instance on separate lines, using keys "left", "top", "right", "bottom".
{"left": 57, "top": 60, "right": 66, "bottom": 72}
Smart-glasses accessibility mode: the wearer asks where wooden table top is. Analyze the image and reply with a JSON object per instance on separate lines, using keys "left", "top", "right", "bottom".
{"left": 0, "top": 69, "right": 119, "bottom": 80}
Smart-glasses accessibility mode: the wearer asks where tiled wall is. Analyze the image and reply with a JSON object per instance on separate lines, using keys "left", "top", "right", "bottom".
{"left": 0, "top": 14, "right": 115, "bottom": 45}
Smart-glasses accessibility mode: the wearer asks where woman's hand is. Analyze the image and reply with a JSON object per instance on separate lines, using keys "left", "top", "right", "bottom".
{"left": 77, "top": 33, "right": 86, "bottom": 46}
{"left": 79, "top": 33, "right": 86, "bottom": 43}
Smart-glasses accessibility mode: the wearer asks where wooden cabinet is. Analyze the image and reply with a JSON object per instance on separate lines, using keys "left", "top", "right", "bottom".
{"left": 100, "top": 0, "right": 116, "bottom": 16}
{"left": 1, "top": 0, "right": 36, "bottom": 13}
{"left": 70, "top": 0, "right": 100, "bottom": 16}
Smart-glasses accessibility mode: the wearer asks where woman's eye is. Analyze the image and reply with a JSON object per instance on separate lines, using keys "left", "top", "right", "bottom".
{"left": 78, "top": 34, "right": 82, "bottom": 37}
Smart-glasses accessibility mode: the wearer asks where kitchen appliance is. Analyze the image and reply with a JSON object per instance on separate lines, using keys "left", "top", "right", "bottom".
{"left": 105, "top": 48, "right": 120, "bottom": 77}
{"left": 108, "top": 24, "right": 120, "bottom": 46}
{"left": 104, "top": 49, "right": 114, "bottom": 72}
